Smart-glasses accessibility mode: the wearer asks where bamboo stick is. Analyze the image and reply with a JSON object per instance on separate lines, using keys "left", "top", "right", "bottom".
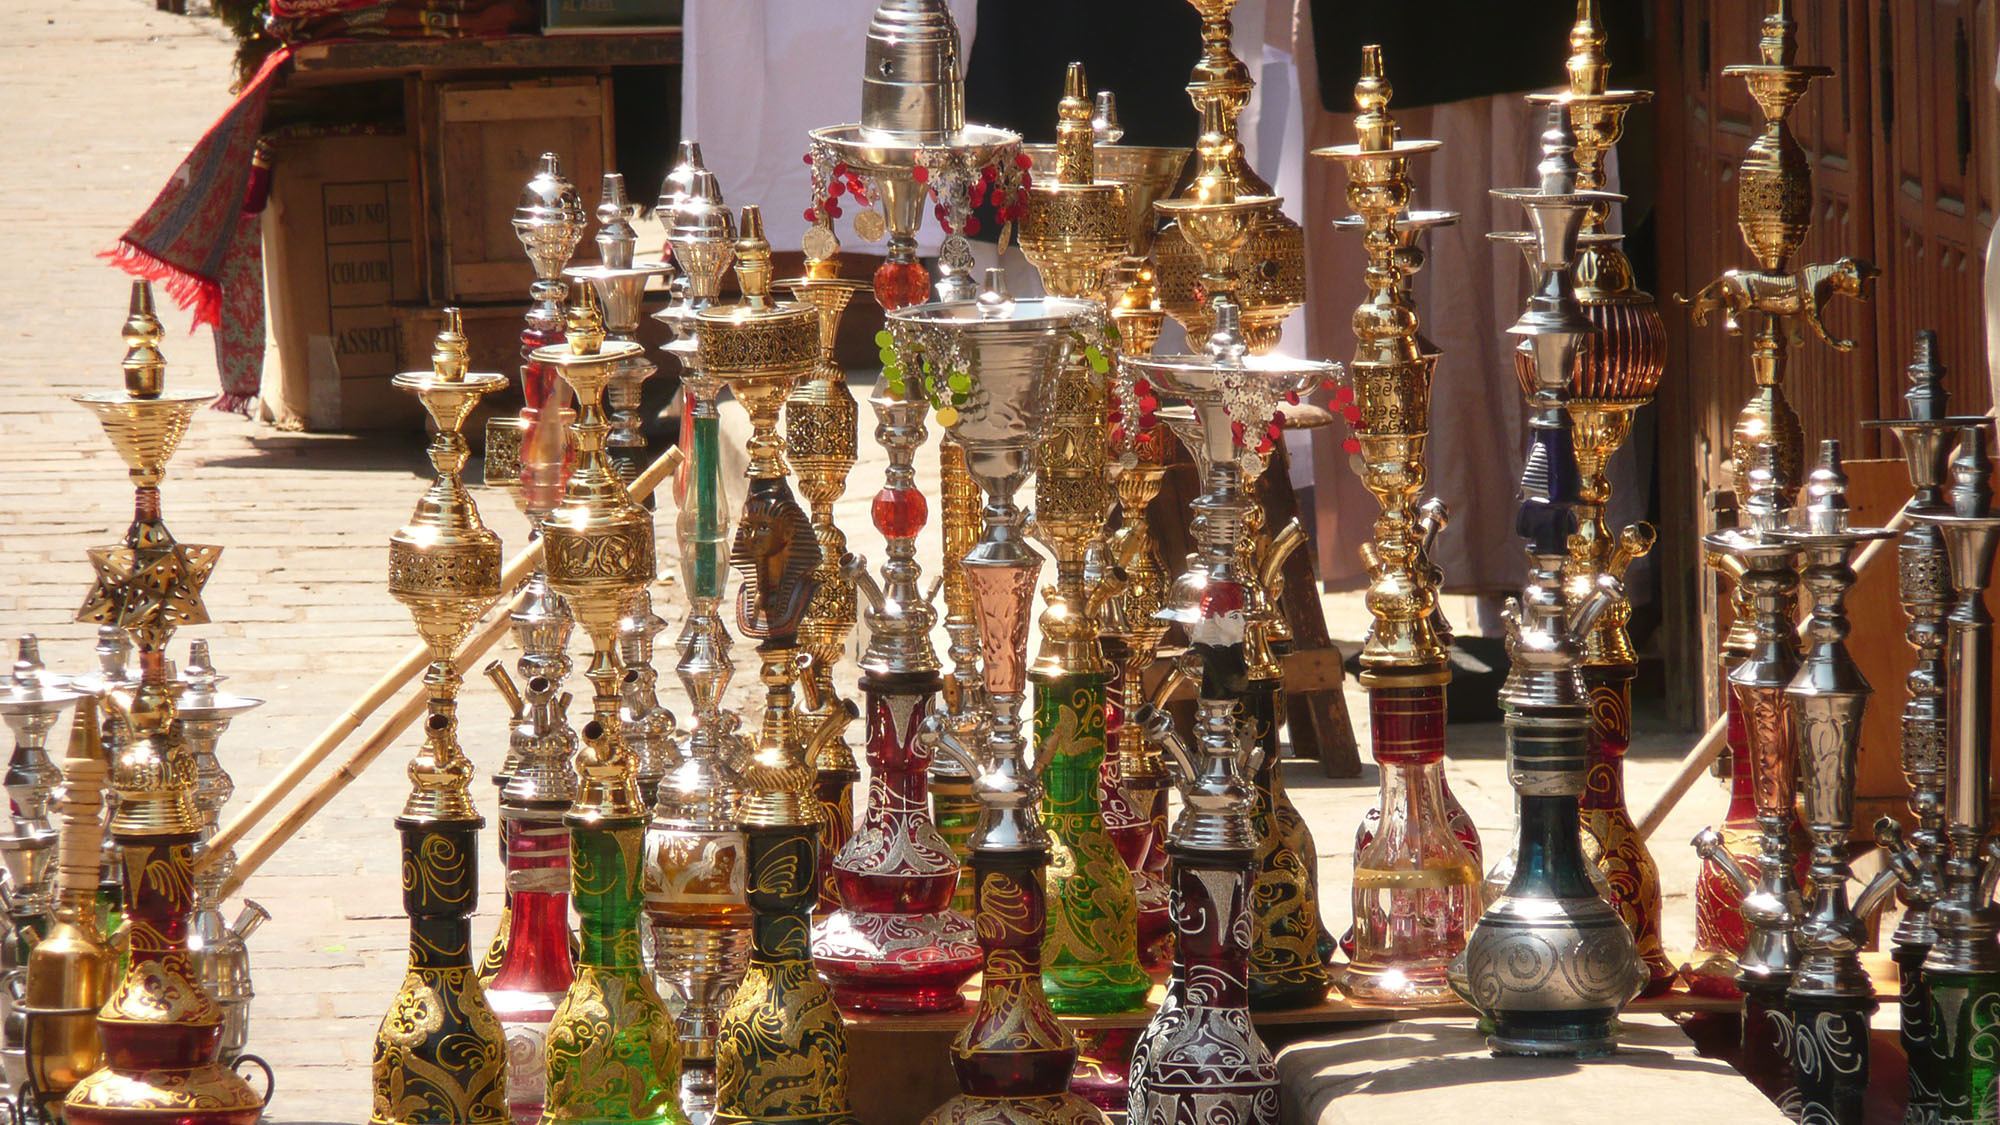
{"left": 202, "top": 445, "right": 684, "bottom": 882}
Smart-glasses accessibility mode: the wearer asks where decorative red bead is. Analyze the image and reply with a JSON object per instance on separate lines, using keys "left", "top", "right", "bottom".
{"left": 830, "top": 179, "right": 846, "bottom": 197}
{"left": 963, "top": 216, "right": 981, "bottom": 236}
{"left": 1342, "top": 437, "right": 1361, "bottom": 455}
{"left": 874, "top": 259, "right": 933, "bottom": 311}
{"left": 1013, "top": 153, "right": 1032, "bottom": 169}
{"left": 873, "top": 485, "right": 929, "bottom": 539}
{"left": 833, "top": 162, "right": 848, "bottom": 177}
{"left": 913, "top": 165, "right": 929, "bottom": 183}
{"left": 804, "top": 208, "right": 818, "bottom": 223}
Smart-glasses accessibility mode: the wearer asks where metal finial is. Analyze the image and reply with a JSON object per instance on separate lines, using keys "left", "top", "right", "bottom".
{"left": 1950, "top": 426, "right": 1993, "bottom": 518}
{"left": 1091, "top": 90, "right": 1124, "bottom": 145}
{"left": 1760, "top": 0, "right": 1797, "bottom": 66}
{"left": 1743, "top": 443, "right": 1789, "bottom": 534}
{"left": 1353, "top": 45, "right": 1395, "bottom": 153}
{"left": 1905, "top": 329, "right": 1948, "bottom": 422}
{"left": 1803, "top": 439, "right": 1850, "bottom": 535}
{"left": 975, "top": 267, "right": 1014, "bottom": 319}
{"left": 1535, "top": 104, "right": 1581, "bottom": 197}
{"left": 565, "top": 285, "right": 607, "bottom": 356}
{"left": 1055, "top": 62, "right": 1095, "bottom": 186}
{"left": 121, "top": 281, "right": 166, "bottom": 399}
{"left": 432, "top": 308, "right": 470, "bottom": 383}
{"left": 595, "top": 172, "right": 637, "bottom": 271}
{"left": 1567, "top": 0, "right": 1610, "bottom": 97}
{"left": 733, "top": 205, "right": 774, "bottom": 309}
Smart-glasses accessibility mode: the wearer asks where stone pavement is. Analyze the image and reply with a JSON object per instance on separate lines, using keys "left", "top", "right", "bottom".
{"left": 0, "top": 3, "right": 1730, "bottom": 1122}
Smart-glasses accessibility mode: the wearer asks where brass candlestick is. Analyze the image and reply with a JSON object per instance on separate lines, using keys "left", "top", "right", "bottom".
{"left": 368, "top": 310, "right": 510, "bottom": 1125}
{"left": 698, "top": 206, "right": 859, "bottom": 1125}
{"left": 780, "top": 246, "right": 869, "bottom": 912}
{"left": 64, "top": 282, "right": 263, "bottom": 1125}
{"left": 531, "top": 285, "right": 684, "bottom": 1125}
{"left": 1154, "top": 0, "right": 1305, "bottom": 354}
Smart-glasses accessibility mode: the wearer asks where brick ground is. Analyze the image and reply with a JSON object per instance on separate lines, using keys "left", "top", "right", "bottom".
{"left": 0, "top": 4, "right": 1725, "bottom": 1122}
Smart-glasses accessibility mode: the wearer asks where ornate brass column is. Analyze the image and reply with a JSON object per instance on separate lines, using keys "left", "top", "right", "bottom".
{"left": 532, "top": 290, "right": 684, "bottom": 1125}
{"left": 65, "top": 282, "right": 264, "bottom": 1125}
{"left": 1315, "top": 45, "right": 1479, "bottom": 1008}
{"left": 699, "top": 207, "right": 858, "bottom": 1125}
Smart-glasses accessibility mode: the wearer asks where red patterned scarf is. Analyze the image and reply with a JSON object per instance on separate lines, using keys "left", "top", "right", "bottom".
{"left": 103, "top": 48, "right": 290, "bottom": 413}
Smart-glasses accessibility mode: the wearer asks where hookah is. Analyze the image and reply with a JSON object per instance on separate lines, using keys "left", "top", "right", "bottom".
{"left": 1314, "top": 45, "right": 1480, "bottom": 1006}
{"left": 69, "top": 626, "right": 135, "bottom": 943}
{"left": 1123, "top": 292, "right": 1326, "bottom": 1122}
{"left": 1761, "top": 442, "right": 1899, "bottom": 1125}
{"left": 809, "top": 247, "right": 980, "bottom": 1010}
{"left": 1448, "top": 108, "right": 1645, "bottom": 1058}
{"left": 642, "top": 140, "right": 750, "bottom": 1125}
{"left": 18, "top": 698, "right": 114, "bottom": 1125}
{"left": 1017, "top": 61, "right": 1149, "bottom": 1018}
{"left": 1025, "top": 88, "right": 1190, "bottom": 979}
{"left": 531, "top": 288, "right": 685, "bottom": 1125}
{"left": 777, "top": 238, "right": 867, "bottom": 914}
{"left": 1693, "top": 446, "right": 1807, "bottom": 1093}
{"left": 897, "top": 265, "right": 1107, "bottom": 1125}
{"left": 177, "top": 641, "right": 271, "bottom": 1079}
{"left": 1882, "top": 427, "right": 2000, "bottom": 1123}
{"left": 1525, "top": 0, "right": 1674, "bottom": 997}
{"left": 566, "top": 170, "right": 677, "bottom": 806}
{"left": 699, "top": 206, "right": 859, "bottom": 1125}
{"left": 480, "top": 153, "right": 587, "bottom": 984}
{"left": 1687, "top": 0, "right": 1874, "bottom": 995}
{"left": 808, "top": 0, "right": 1026, "bottom": 921}
{"left": 0, "top": 635, "right": 78, "bottom": 1096}
{"left": 1867, "top": 331, "right": 1992, "bottom": 1121}
{"left": 369, "top": 310, "right": 509, "bottom": 1125}
{"left": 63, "top": 281, "right": 264, "bottom": 1124}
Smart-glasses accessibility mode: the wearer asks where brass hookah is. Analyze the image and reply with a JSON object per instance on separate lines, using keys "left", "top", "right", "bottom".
{"left": 1023, "top": 89, "right": 1190, "bottom": 978}
{"left": 20, "top": 697, "right": 114, "bottom": 1125}
{"left": 643, "top": 140, "right": 750, "bottom": 1125}
{"left": 1684, "top": 0, "right": 1875, "bottom": 995}
{"left": 1314, "top": 44, "right": 1480, "bottom": 1007}
{"left": 779, "top": 236, "right": 868, "bottom": 913}
{"left": 1521, "top": 0, "right": 1674, "bottom": 998}
{"left": 1018, "top": 62, "right": 1149, "bottom": 1018}
{"left": 481, "top": 154, "right": 587, "bottom": 984}
{"left": 698, "top": 206, "right": 859, "bottom": 1125}
{"left": 64, "top": 281, "right": 264, "bottom": 1125}
{"left": 531, "top": 288, "right": 685, "bottom": 1125}
{"left": 177, "top": 641, "right": 269, "bottom": 1073}
{"left": 369, "top": 310, "right": 509, "bottom": 1125}
{"left": 1867, "top": 331, "right": 1993, "bottom": 1122}
{"left": 1154, "top": 0, "right": 1305, "bottom": 353}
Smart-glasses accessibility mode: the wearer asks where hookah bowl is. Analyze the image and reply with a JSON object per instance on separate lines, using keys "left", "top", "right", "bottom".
{"left": 811, "top": 376, "right": 980, "bottom": 1013}
{"left": 1153, "top": 0, "right": 1304, "bottom": 355}
{"left": 1313, "top": 44, "right": 1482, "bottom": 1007}
{"left": 778, "top": 254, "right": 870, "bottom": 914}
{"left": 1449, "top": 110, "right": 1645, "bottom": 1058}
{"left": 1767, "top": 442, "right": 1899, "bottom": 1125}
{"left": 890, "top": 267, "right": 1106, "bottom": 1125}
{"left": 697, "top": 206, "right": 859, "bottom": 1125}
{"left": 176, "top": 642, "right": 268, "bottom": 1069}
{"left": 567, "top": 171, "right": 672, "bottom": 491}
{"left": 21, "top": 698, "right": 115, "bottom": 1125}
{"left": 366, "top": 310, "right": 511, "bottom": 1125}
{"left": 529, "top": 288, "right": 683, "bottom": 1125}
{"left": 1866, "top": 331, "right": 1993, "bottom": 1121}
{"left": 1892, "top": 428, "right": 2000, "bottom": 1124}
{"left": 644, "top": 142, "right": 751, "bottom": 1124}
{"left": 1519, "top": 2, "right": 1676, "bottom": 998}
{"left": 1016, "top": 62, "right": 1149, "bottom": 1018}
{"left": 63, "top": 281, "right": 264, "bottom": 1125}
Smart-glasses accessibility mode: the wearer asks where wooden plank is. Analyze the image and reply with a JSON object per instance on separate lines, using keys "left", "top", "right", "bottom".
{"left": 440, "top": 84, "right": 603, "bottom": 123}
{"left": 287, "top": 31, "right": 681, "bottom": 86}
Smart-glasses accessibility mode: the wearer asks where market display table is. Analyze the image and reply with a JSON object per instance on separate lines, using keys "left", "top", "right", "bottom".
{"left": 1276, "top": 1015, "right": 1789, "bottom": 1125}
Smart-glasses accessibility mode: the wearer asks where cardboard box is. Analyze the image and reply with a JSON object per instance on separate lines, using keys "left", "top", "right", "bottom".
{"left": 264, "top": 131, "right": 422, "bottom": 430}
{"left": 542, "top": 0, "right": 681, "bottom": 33}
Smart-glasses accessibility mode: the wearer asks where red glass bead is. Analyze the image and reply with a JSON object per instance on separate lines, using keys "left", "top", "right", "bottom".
{"left": 802, "top": 151, "right": 814, "bottom": 165}
{"left": 873, "top": 485, "right": 929, "bottom": 539}
{"left": 963, "top": 216, "right": 981, "bottom": 236}
{"left": 829, "top": 179, "right": 846, "bottom": 197}
{"left": 804, "top": 207, "right": 818, "bottom": 223}
{"left": 1014, "top": 152, "right": 1032, "bottom": 169}
{"left": 874, "top": 259, "right": 932, "bottom": 311}
{"left": 1343, "top": 437, "right": 1362, "bottom": 454}
{"left": 913, "top": 165, "right": 929, "bottom": 183}
{"left": 833, "top": 162, "right": 849, "bottom": 177}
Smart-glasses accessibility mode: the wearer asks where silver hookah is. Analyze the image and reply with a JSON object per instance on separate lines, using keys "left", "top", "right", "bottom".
{"left": 70, "top": 626, "right": 134, "bottom": 932}
{"left": 177, "top": 640, "right": 270, "bottom": 1070}
{"left": 0, "top": 636, "right": 79, "bottom": 1094}
{"left": 644, "top": 139, "right": 751, "bottom": 1125}
{"left": 1449, "top": 105, "right": 1643, "bottom": 1057}
{"left": 569, "top": 171, "right": 678, "bottom": 802}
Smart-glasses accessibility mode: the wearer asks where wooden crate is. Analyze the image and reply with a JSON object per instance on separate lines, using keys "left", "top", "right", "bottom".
{"left": 263, "top": 130, "right": 424, "bottom": 431}
{"left": 420, "top": 75, "right": 612, "bottom": 304}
